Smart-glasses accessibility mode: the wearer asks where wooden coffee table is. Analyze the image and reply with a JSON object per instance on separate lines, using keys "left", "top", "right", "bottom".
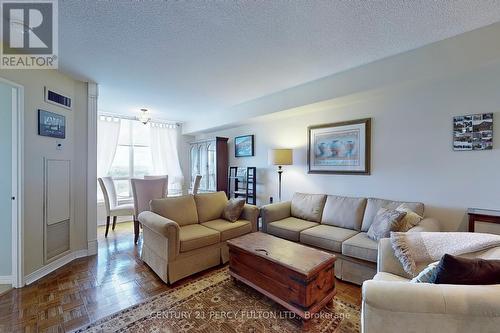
{"left": 227, "top": 232, "right": 336, "bottom": 319}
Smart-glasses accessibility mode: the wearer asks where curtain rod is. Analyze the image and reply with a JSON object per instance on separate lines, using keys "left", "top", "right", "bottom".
{"left": 98, "top": 112, "right": 181, "bottom": 126}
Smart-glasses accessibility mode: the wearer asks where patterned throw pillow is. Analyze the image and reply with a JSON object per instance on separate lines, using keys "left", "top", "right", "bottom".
{"left": 222, "top": 198, "right": 246, "bottom": 222}
{"left": 396, "top": 204, "right": 423, "bottom": 232}
{"left": 411, "top": 262, "right": 440, "bottom": 283}
{"left": 367, "top": 208, "right": 407, "bottom": 241}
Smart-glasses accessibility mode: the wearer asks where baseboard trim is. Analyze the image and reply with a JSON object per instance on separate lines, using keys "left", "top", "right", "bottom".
{"left": 88, "top": 239, "right": 98, "bottom": 256}
{"left": 0, "top": 275, "right": 12, "bottom": 285}
{"left": 24, "top": 249, "right": 89, "bottom": 285}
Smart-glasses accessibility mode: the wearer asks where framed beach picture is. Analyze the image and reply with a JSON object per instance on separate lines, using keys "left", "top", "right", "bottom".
{"left": 38, "top": 109, "right": 66, "bottom": 139}
{"left": 235, "top": 135, "right": 254, "bottom": 157}
{"left": 308, "top": 118, "right": 371, "bottom": 175}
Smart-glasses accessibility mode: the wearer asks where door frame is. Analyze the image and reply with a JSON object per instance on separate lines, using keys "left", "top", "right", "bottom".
{"left": 1, "top": 77, "right": 24, "bottom": 288}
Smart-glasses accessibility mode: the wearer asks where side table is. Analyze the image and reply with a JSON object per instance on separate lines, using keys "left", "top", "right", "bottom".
{"left": 468, "top": 208, "right": 500, "bottom": 232}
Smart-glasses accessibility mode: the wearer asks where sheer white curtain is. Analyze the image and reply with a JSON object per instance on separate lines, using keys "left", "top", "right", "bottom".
{"left": 150, "top": 123, "right": 184, "bottom": 193}
{"left": 97, "top": 116, "right": 121, "bottom": 177}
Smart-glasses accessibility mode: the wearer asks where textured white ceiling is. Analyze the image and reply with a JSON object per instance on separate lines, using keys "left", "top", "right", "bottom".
{"left": 59, "top": 1, "right": 500, "bottom": 122}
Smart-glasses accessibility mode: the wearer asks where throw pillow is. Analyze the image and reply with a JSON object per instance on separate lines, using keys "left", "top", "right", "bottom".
{"left": 435, "top": 254, "right": 500, "bottom": 285}
{"left": 222, "top": 198, "right": 246, "bottom": 222}
{"left": 367, "top": 208, "right": 407, "bottom": 241}
{"left": 396, "top": 204, "right": 423, "bottom": 232}
{"left": 411, "top": 261, "right": 439, "bottom": 283}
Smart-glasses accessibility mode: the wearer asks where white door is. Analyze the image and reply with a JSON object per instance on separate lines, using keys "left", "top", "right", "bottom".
{"left": 0, "top": 79, "right": 22, "bottom": 288}
{"left": 0, "top": 82, "right": 14, "bottom": 285}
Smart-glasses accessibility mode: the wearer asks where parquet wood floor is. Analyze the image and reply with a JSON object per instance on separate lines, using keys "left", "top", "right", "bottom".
{"left": 0, "top": 222, "right": 361, "bottom": 332}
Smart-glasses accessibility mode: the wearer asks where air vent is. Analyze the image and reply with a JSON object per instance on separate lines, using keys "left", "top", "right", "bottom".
{"left": 44, "top": 87, "right": 72, "bottom": 109}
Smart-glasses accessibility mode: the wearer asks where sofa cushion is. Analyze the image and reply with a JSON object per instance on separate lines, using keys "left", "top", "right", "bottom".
{"left": 321, "top": 195, "right": 367, "bottom": 230}
{"left": 179, "top": 224, "right": 220, "bottom": 252}
{"left": 342, "top": 232, "right": 378, "bottom": 263}
{"left": 150, "top": 195, "right": 198, "bottom": 226}
{"left": 201, "top": 219, "right": 252, "bottom": 241}
{"left": 367, "top": 208, "right": 407, "bottom": 241}
{"left": 396, "top": 204, "right": 424, "bottom": 231}
{"left": 411, "top": 262, "right": 440, "bottom": 283}
{"left": 194, "top": 191, "right": 228, "bottom": 223}
{"left": 267, "top": 217, "right": 319, "bottom": 241}
{"left": 291, "top": 193, "right": 327, "bottom": 222}
{"left": 300, "top": 225, "right": 359, "bottom": 253}
{"left": 222, "top": 198, "right": 246, "bottom": 222}
{"left": 435, "top": 254, "right": 500, "bottom": 285}
{"left": 361, "top": 198, "right": 424, "bottom": 232}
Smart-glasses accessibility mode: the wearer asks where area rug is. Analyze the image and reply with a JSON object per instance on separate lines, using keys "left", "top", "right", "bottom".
{"left": 75, "top": 267, "right": 360, "bottom": 332}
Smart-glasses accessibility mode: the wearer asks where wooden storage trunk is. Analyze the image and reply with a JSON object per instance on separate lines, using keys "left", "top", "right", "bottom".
{"left": 227, "top": 232, "right": 336, "bottom": 319}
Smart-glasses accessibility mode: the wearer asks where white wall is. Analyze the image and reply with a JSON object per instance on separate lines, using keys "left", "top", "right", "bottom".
{"left": 185, "top": 23, "right": 500, "bottom": 134}
{"left": 0, "top": 70, "right": 89, "bottom": 277}
{"left": 195, "top": 27, "right": 500, "bottom": 232}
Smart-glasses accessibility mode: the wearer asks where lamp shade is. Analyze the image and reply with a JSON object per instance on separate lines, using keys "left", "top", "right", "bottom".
{"left": 268, "top": 149, "right": 293, "bottom": 165}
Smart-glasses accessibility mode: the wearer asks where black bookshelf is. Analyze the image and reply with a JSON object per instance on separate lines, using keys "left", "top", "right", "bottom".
{"left": 228, "top": 166, "right": 257, "bottom": 205}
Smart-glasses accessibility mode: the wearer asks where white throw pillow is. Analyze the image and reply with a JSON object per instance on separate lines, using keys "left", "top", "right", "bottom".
{"left": 411, "top": 261, "right": 439, "bottom": 283}
{"left": 396, "top": 204, "right": 423, "bottom": 232}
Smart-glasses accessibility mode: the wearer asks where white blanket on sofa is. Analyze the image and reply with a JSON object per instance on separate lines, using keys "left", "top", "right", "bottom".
{"left": 390, "top": 232, "right": 500, "bottom": 276}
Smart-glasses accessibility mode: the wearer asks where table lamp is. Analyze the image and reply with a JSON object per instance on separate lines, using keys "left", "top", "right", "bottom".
{"left": 268, "top": 149, "right": 293, "bottom": 202}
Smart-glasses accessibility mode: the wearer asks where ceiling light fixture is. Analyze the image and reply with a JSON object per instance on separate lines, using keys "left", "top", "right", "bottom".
{"left": 137, "top": 108, "right": 151, "bottom": 124}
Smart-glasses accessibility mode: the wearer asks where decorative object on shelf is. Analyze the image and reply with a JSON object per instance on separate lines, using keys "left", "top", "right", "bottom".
{"left": 234, "top": 135, "right": 254, "bottom": 157}
{"left": 137, "top": 108, "right": 151, "bottom": 124}
{"left": 467, "top": 208, "right": 500, "bottom": 232}
{"left": 268, "top": 149, "right": 293, "bottom": 202}
{"left": 453, "top": 113, "right": 493, "bottom": 151}
{"left": 38, "top": 109, "right": 66, "bottom": 139}
{"left": 228, "top": 166, "right": 256, "bottom": 205}
{"left": 308, "top": 118, "right": 371, "bottom": 175}
{"left": 189, "top": 137, "right": 228, "bottom": 194}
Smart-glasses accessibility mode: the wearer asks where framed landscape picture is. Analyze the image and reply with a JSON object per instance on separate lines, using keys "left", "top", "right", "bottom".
{"left": 38, "top": 109, "right": 66, "bottom": 139}
{"left": 453, "top": 113, "right": 493, "bottom": 151}
{"left": 308, "top": 118, "right": 371, "bottom": 175}
{"left": 235, "top": 135, "right": 254, "bottom": 157}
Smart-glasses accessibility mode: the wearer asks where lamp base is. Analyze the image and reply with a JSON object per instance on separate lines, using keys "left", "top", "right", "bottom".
{"left": 277, "top": 166, "right": 283, "bottom": 202}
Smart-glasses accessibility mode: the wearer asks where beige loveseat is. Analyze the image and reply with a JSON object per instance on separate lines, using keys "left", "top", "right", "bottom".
{"left": 139, "top": 192, "right": 259, "bottom": 284}
{"left": 261, "top": 193, "right": 440, "bottom": 285}
{"left": 362, "top": 238, "right": 500, "bottom": 333}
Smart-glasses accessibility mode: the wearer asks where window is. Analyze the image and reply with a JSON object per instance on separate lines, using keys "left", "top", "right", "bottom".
{"left": 190, "top": 146, "right": 200, "bottom": 185}
{"left": 207, "top": 143, "right": 216, "bottom": 190}
{"left": 108, "top": 119, "right": 153, "bottom": 198}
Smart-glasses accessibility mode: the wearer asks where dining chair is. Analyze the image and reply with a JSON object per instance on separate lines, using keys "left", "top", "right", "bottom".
{"left": 144, "top": 175, "right": 169, "bottom": 196}
{"left": 191, "top": 175, "right": 202, "bottom": 195}
{"left": 130, "top": 177, "right": 168, "bottom": 244}
{"left": 98, "top": 177, "right": 135, "bottom": 238}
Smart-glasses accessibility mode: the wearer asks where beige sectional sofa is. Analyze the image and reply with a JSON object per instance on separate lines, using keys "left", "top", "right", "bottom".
{"left": 139, "top": 191, "right": 259, "bottom": 284}
{"left": 261, "top": 193, "right": 440, "bottom": 285}
{"left": 362, "top": 239, "right": 500, "bottom": 333}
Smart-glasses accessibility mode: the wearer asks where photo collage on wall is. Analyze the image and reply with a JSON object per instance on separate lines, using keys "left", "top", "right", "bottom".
{"left": 453, "top": 113, "right": 493, "bottom": 151}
